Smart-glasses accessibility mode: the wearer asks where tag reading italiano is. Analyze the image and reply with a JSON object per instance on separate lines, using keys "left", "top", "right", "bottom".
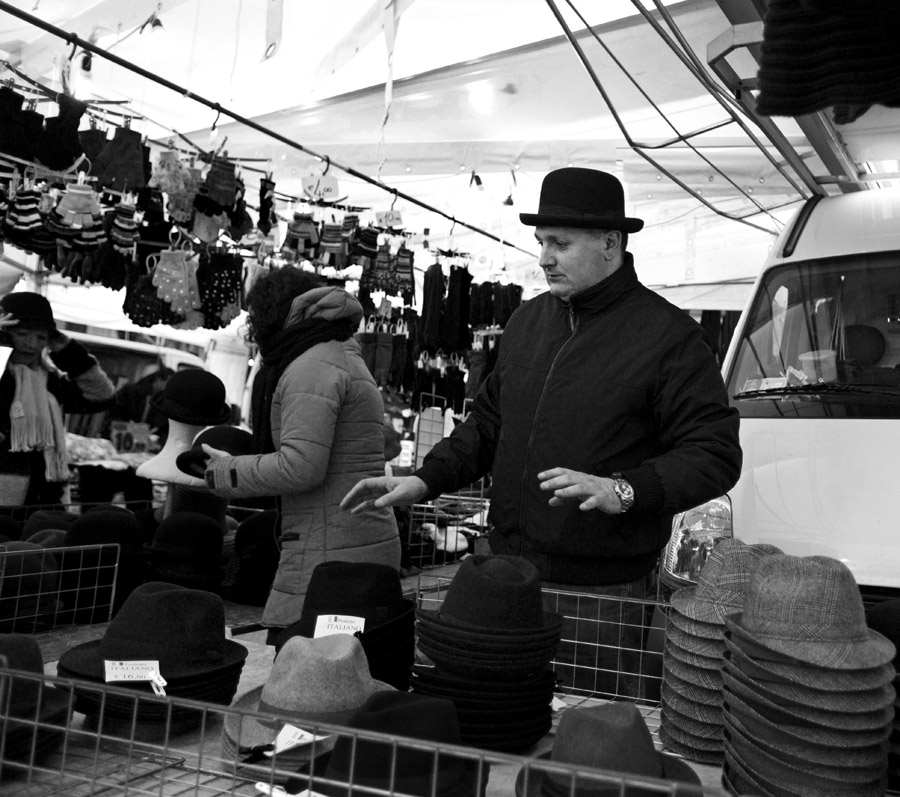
{"left": 103, "top": 660, "right": 162, "bottom": 682}
{"left": 313, "top": 614, "right": 365, "bottom": 638}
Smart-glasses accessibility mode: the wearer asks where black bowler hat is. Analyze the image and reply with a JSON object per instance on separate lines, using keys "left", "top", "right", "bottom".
{"left": 519, "top": 167, "right": 644, "bottom": 233}
{"left": 176, "top": 425, "right": 254, "bottom": 478}
{"left": 150, "top": 369, "right": 231, "bottom": 425}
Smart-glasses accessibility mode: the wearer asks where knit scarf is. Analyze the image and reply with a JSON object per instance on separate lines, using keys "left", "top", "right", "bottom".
{"left": 251, "top": 317, "right": 355, "bottom": 454}
{"left": 8, "top": 363, "right": 69, "bottom": 482}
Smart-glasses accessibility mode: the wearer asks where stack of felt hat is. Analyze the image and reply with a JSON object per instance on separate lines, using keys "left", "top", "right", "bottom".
{"left": 514, "top": 702, "right": 702, "bottom": 797}
{"left": 659, "top": 538, "right": 782, "bottom": 765}
{"left": 227, "top": 509, "right": 280, "bottom": 607}
{"left": 61, "top": 508, "right": 148, "bottom": 620}
{"left": 56, "top": 581, "right": 248, "bottom": 741}
{"left": 410, "top": 555, "right": 561, "bottom": 753}
{"left": 0, "top": 542, "right": 61, "bottom": 633}
{"left": 274, "top": 561, "right": 415, "bottom": 691}
{"left": 146, "top": 511, "right": 224, "bottom": 593}
{"left": 720, "top": 554, "right": 896, "bottom": 797}
{"left": 865, "top": 598, "right": 900, "bottom": 792}
{"left": 0, "top": 634, "right": 71, "bottom": 780}
{"left": 222, "top": 634, "right": 393, "bottom": 784}
{"left": 301, "top": 690, "right": 490, "bottom": 797}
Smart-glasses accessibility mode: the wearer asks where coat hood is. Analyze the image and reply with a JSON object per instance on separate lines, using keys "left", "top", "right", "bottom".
{"left": 283, "top": 287, "right": 363, "bottom": 329}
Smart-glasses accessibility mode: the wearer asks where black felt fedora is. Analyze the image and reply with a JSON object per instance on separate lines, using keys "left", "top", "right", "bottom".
{"left": 515, "top": 703, "right": 702, "bottom": 797}
{"left": 150, "top": 369, "right": 231, "bottom": 425}
{"left": 519, "top": 168, "right": 644, "bottom": 233}
{"left": 176, "top": 425, "right": 254, "bottom": 478}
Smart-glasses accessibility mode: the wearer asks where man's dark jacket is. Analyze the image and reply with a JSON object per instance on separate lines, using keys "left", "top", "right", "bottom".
{"left": 415, "top": 258, "right": 742, "bottom": 585}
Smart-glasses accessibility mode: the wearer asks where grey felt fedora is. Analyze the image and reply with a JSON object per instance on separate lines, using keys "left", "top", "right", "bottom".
{"left": 724, "top": 554, "right": 896, "bottom": 670}
{"left": 670, "top": 538, "right": 783, "bottom": 624}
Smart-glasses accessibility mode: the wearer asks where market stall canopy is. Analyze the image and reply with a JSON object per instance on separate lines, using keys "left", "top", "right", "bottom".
{"left": 1, "top": 0, "right": 898, "bottom": 303}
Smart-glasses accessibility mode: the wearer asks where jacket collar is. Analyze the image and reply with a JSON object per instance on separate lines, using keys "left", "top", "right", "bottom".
{"left": 566, "top": 252, "right": 639, "bottom": 313}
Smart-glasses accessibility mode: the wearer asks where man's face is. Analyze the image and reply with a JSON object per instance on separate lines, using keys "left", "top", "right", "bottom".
{"left": 534, "top": 226, "right": 618, "bottom": 302}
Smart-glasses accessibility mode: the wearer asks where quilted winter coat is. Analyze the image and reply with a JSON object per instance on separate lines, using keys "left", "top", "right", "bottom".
{"left": 205, "top": 287, "right": 400, "bottom": 627}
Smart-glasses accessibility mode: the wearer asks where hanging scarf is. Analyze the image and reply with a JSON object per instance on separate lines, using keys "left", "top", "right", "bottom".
{"left": 251, "top": 317, "right": 356, "bottom": 454}
{"left": 8, "top": 363, "right": 69, "bottom": 482}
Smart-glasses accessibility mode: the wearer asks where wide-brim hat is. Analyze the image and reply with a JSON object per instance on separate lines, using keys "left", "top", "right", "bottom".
{"left": 724, "top": 698, "right": 890, "bottom": 770}
{"left": 409, "top": 667, "right": 556, "bottom": 711}
{"left": 150, "top": 369, "right": 231, "bottom": 425}
{"left": 224, "top": 635, "right": 394, "bottom": 765}
{"left": 0, "top": 541, "right": 61, "bottom": 626}
{"left": 64, "top": 509, "right": 145, "bottom": 553}
{"left": 723, "top": 655, "right": 894, "bottom": 714}
{"left": 148, "top": 511, "right": 224, "bottom": 566}
{"left": 519, "top": 168, "right": 644, "bottom": 233}
{"left": 724, "top": 721, "right": 889, "bottom": 790}
{"left": 666, "top": 606, "right": 725, "bottom": 640}
{"left": 660, "top": 700, "right": 724, "bottom": 742}
{"left": 721, "top": 682, "right": 894, "bottom": 750}
{"left": 312, "top": 690, "right": 489, "bottom": 797}
{"left": 277, "top": 561, "right": 413, "bottom": 643}
{"left": 0, "top": 634, "right": 71, "bottom": 760}
{"left": 0, "top": 291, "right": 56, "bottom": 332}
{"left": 658, "top": 723, "right": 724, "bottom": 767}
{"left": 661, "top": 680, "right": 723, "bottom": 726}
{"left": 721, "top": 671, "right": 894, "bottom": 732}
{"left": 723, "top": 633, "right": 896, "bottom": 693}
{"left": 22, "top": 509, "right": 77, "bottom": 539}
{"left": 663, "top": 649, "right": 724, "bottom": 692}
{"left": 57, "top": 581, "right": 247, "bottom": 682}
{"left": 664, "top": 631, "right": 726, "bottom": 672}
{"left": 514, "top": 703, "right": 701, "bottom": 797}
{"left": 664, "top": 620, "right": 725, "bottom": 660}
{"left": 669, "top": 539, "right": 783, "bottom": 625}
{"left": 176, "top": 425, "right": 253, "bottom": 479}
{"left": 415, "top": 555, "right": 561, "bottom": 641}
{"left": 725, "top": 554, "right": 896, "bottom": 670}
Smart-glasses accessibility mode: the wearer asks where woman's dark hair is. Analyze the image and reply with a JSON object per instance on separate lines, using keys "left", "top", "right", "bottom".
{"left": 245, "top": 267, "right": 325, "bottom": 344}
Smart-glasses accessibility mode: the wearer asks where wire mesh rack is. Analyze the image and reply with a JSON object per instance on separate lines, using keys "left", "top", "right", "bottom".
{"left": 0, "top": 544, "right": 120, "bottom": 633}
{"left": 0, "top": 664, "right": 723, "bottom": 797}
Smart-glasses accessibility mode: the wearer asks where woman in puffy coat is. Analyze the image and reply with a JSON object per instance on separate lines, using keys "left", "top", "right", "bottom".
{"left": 202, "top": 267, "right": 400, "bottom": 640}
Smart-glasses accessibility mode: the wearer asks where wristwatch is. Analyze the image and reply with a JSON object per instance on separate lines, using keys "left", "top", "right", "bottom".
{"left": 611, "top": 473, "right": 635, "bottom": 513}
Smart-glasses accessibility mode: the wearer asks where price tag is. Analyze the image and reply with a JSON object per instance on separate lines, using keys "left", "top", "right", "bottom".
{"left": 301, "top": 174, "right": 339, "bottom": 201}
{"left": 265, "top": 724, "right": 330, "bottom": 756}
{"left": 110, "top": 420, "right": 151, "bottom": 454}
{"left": 104, "top": 659, "right": 162, "bottom": 682}
{"left": 375, "top": 209, "right": 404, "bottom": 228}
{"left": 313, "top": 614, "right": 365, "bottom": 638}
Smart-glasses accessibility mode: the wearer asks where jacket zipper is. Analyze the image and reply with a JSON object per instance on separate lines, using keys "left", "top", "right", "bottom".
{"left": 515, "top": 303, "right": 580, "bottom": 536}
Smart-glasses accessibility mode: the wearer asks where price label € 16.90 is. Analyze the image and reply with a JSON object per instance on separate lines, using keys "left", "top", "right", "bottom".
{"left": 110, "top": 421, "right": 152, "bottom": 454}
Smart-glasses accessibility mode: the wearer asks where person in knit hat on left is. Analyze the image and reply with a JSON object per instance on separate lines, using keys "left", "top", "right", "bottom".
{"left": 0, "top": 292, "right": 115, "bottom": 516}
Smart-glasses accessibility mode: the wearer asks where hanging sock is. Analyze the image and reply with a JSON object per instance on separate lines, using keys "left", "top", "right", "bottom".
{"left": 0, "top": 87, "right": 25, "bottom": 160}
{"left": 34, "top": 94, "right": 87, "bottom": 171}
{"left": 257, "top": 176, "right": 277, "bottom": 235}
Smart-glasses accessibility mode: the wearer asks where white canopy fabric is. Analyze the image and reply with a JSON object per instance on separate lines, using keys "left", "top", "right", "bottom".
{"left": 0, "top": 0, "right": 898, "bottom": 316}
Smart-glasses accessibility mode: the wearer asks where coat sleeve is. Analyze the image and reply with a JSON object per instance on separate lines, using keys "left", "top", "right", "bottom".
{"left": 205, "top": 355, "right": 344, "bottom": 498}
{"left": 621, "top": 323, "right": 742, "bottom": 516}
{"left": 414, "top": 351, "right": 503, "bottom": 500}
{"left": 49, "top": 339, "right": 116, "bottom": 413}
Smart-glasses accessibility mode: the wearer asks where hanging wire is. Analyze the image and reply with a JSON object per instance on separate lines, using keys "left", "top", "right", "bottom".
{"left": 0, "top": 1, "right": 534, "bottom": 259}
{"left": 547, "top": 0, "right": 800, "bottom": 233}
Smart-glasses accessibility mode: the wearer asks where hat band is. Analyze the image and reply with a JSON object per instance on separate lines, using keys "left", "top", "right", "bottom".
{"left": 536, "top": 205, "right": 628, "bottom": 220}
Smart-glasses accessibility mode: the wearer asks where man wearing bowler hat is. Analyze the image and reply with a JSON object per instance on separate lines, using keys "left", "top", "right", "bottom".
{"left": 342, "top": 168, "right": 741, "bottom": 695}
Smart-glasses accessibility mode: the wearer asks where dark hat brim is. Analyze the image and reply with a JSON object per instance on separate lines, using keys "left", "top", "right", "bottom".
{"left": 415, "top": 607, "right": 562, "bottom": 640}
{"left": 518, "top": 213, "right": 644, "bottom": 233}
{"left": 57, "top": 636, "right": 248, "bottom": 682}
{"left": 149, "top": 392, "right": 232, "bottom": 426}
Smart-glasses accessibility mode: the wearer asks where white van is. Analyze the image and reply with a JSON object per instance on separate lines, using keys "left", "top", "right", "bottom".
{"left": 661, "top": 188, "right": 900, "bottom": 602}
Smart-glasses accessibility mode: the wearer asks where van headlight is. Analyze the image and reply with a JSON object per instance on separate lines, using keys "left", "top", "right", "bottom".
{"left": 660, "top": 496, "right": 733, "bottom": 589}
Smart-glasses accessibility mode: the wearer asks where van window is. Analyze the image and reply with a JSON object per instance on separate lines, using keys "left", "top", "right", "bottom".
{"left": 728, "top": 254, "right": 900, "bottom": 419}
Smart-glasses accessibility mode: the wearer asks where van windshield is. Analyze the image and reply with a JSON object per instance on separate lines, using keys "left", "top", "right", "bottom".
{"left": 728, "top": 254, "right": 900, "bottom": 419}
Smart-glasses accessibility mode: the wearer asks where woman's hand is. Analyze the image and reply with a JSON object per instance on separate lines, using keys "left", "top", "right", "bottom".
{"left": 0, "top": 312, "right": 19, "bottom": 331}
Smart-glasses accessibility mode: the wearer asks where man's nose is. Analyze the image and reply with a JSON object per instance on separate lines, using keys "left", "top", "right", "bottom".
{"left": 538, "top": 247, "right": 553, "bottom": 269}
